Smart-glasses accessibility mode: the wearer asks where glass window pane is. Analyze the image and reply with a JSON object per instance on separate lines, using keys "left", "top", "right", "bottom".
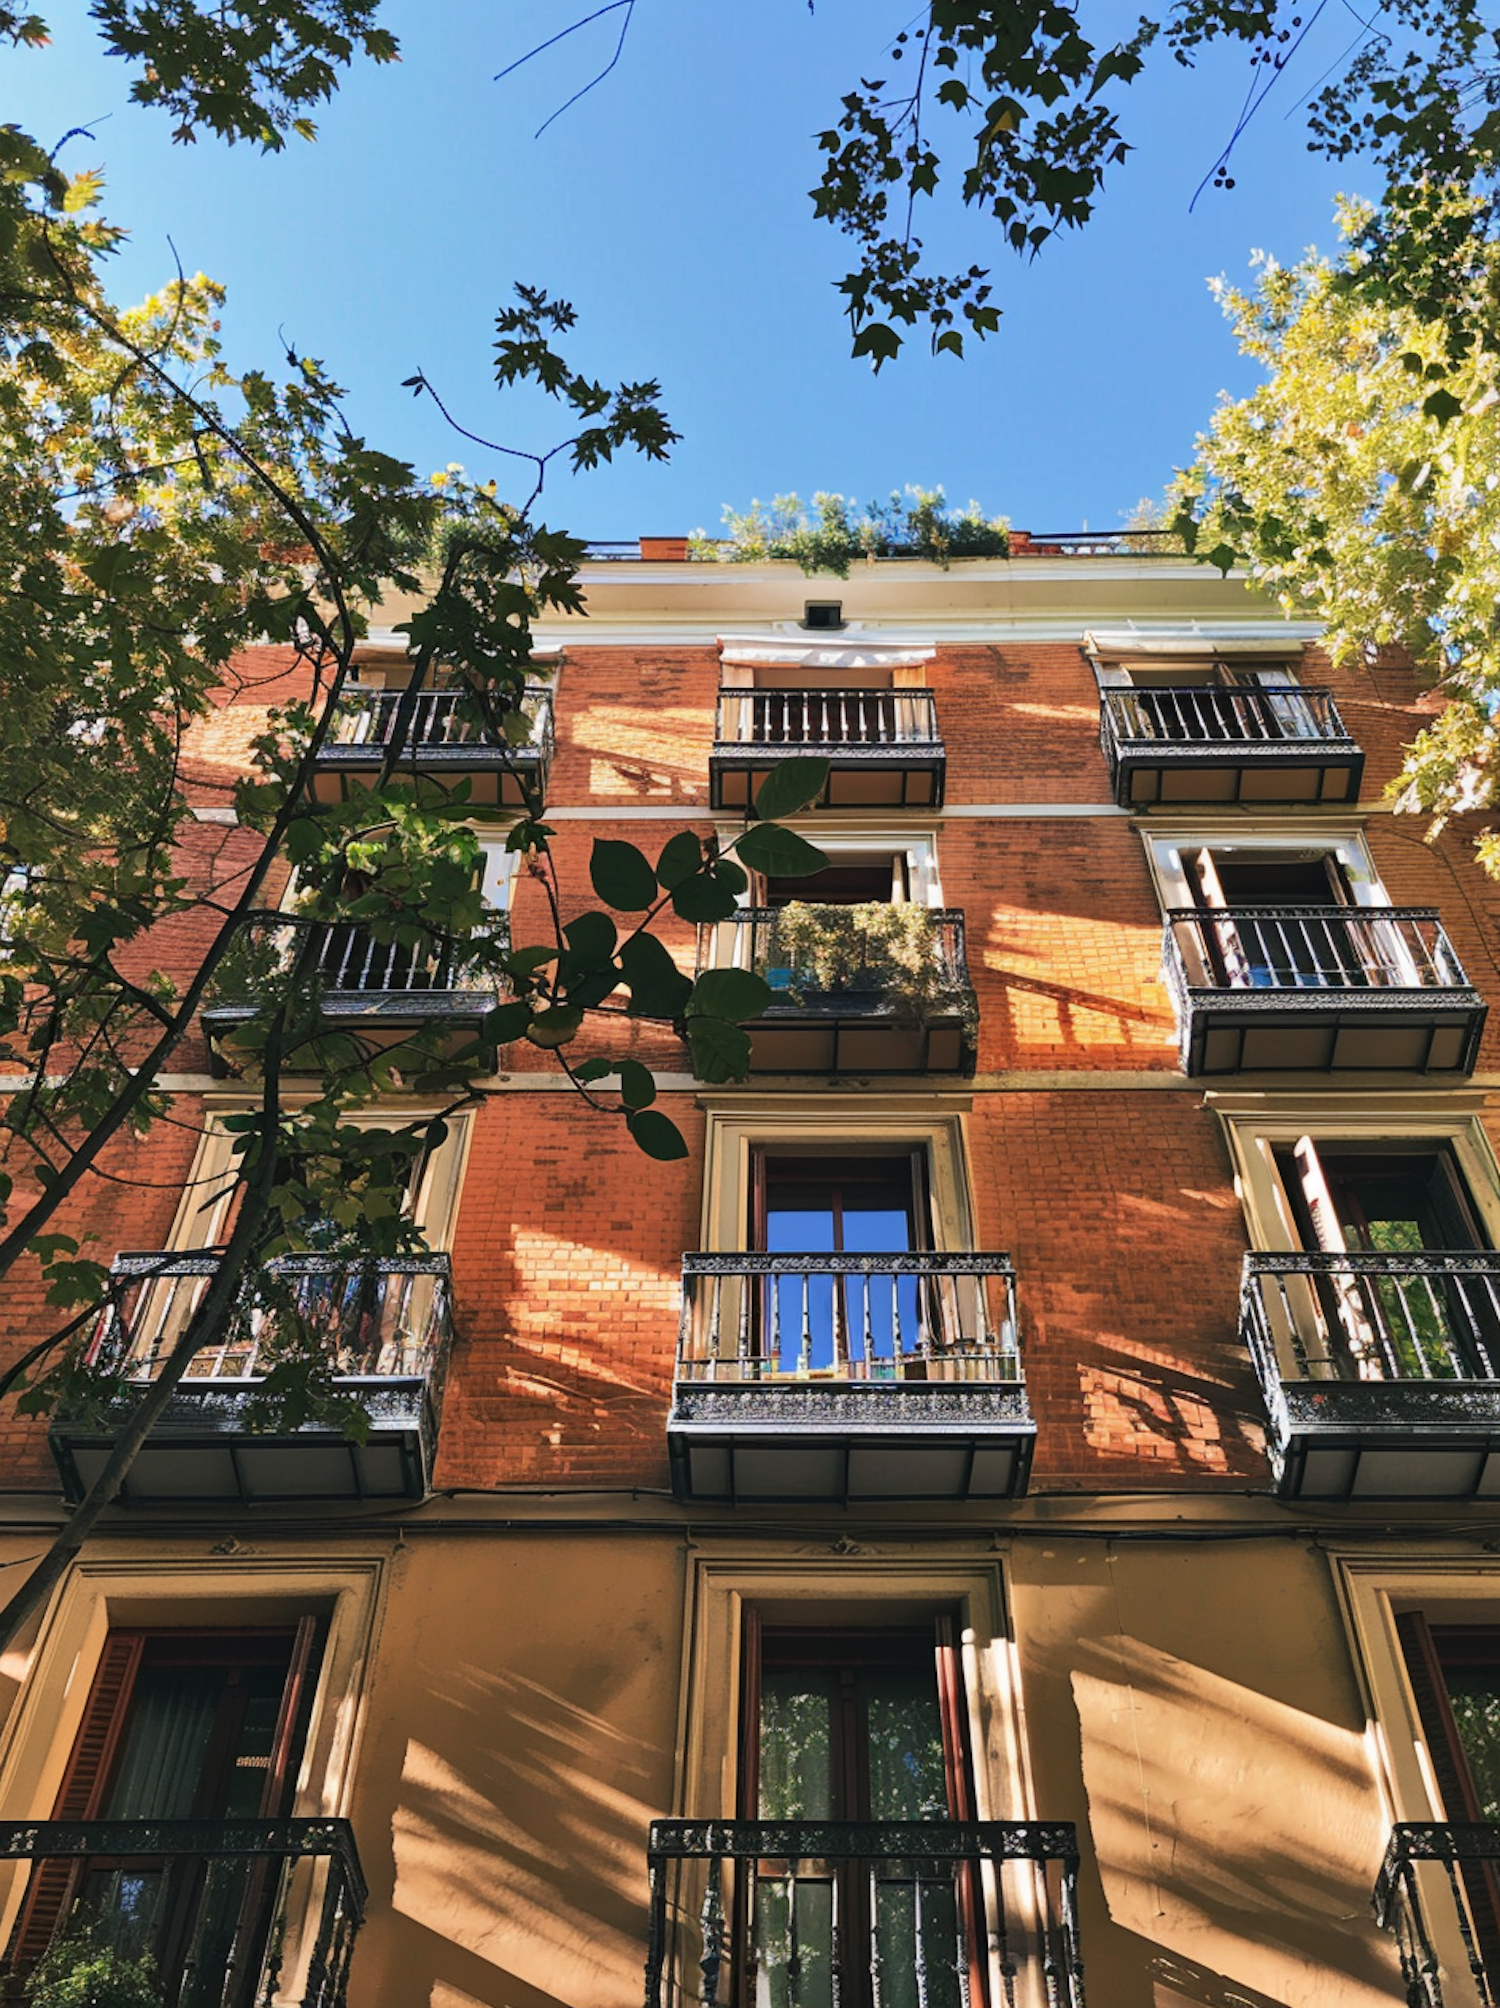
{"left": 759, "top": 1673, "right": 835, "bottom": 1819}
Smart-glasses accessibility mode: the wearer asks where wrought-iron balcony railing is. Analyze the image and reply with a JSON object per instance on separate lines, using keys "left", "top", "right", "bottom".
{"left": 1241, "top": 1252, "right": 1500, "bottom": 1499}
{"left": 695, "top": 907, "right": 976, "bottom": 1074}
{"left": 711, "top": 688, "right": 945, "bottom": 808}
{"left": 1374, "top": 1822, "right": 1500, "bottom": 2007}
{"left": 1099, "top": 684, "right": 1362, "bottom": 806}
{"left": 0, "top": 1817, "right": 364, "bottom": 2008}
{"left": 669, "top": 1253, "right": 1032, "bottom": 1500}
{"left": 311, "top": 684, "right": 554, "bottom": 807}
{"left": 1162, "top": 907, "right": 1486, "bottom": 1074}
{"left": 645, "top": 1819, "right": 1085, "bottom": 2008}
{"left": 49, "top": 1252, "right": 454, "bottom": 1502}
{"left": 203, "top": 915, "right": 504, "bottom": 1049}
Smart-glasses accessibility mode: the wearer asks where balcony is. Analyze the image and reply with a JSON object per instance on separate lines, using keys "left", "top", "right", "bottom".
{"left": 710, "top": 688, "right": 945, "bottom": 810}
{"left": 1162, "top": 908, "right": 1486, "bottom": 1075}
{"left": 1241, "top": 1252, "right": 1500, "bottom": 1499}
{"left": 0, "top": 1816, "right": 363, "bottom": 2008}
{"left": 1374, "top": 1822, "right": 1500, "bottom": 2007}
{"left": 203, "top": 917, "right": 502, "bottom": 1061}
{"left": 669, "top": 1253, "right": 1031, "bottom": 1501}
{"left": 50, "top": 1252, "right": 454, "bottom": 1502}
{"left": 308, "top": 684, "right": 554, "bottom": 807}
{"left": 1100, "top": 684, "right": 1363, "bottom": 806}
{"left": 645, "top": 1818, "right": 1084, "bottom": 2008}
{"left": 696, "top": 907, "right": 976, "bottom": 1074}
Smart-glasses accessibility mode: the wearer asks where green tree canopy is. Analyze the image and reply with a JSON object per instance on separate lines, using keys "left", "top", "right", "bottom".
{"left": 1172, "top": 192, "right": 1500, "bottom": 865}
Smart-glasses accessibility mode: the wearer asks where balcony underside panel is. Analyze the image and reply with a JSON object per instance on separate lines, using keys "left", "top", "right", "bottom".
{"left": 711, "top": 747, "right": 945, "bottom": 811}
{"left": 1268, "top": 1380, "right": 1500, "bottom": 1500}
{"left": 50, "top": 1378, "right": 433, "bottom": 1503}
{"left": 203, "top": 989, "right": 500, "bottom": 1073}
{"left": 1112, "top": 742, "right": 1363, "bottom": 808}
{"left": 669, "top": 1382, "right": 1034, "bottom": 1501}
{"left": 748, "top": 1002, "right": 974, "bottom": 1075}
{"left": 1180, "top": 991, "right": 1486, "bottom": 1075}
{"left": 309, "top": 747, "right": 542, "bottom": 809}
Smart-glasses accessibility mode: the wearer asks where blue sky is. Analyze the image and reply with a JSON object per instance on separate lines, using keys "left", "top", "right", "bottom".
{"left": 8, "top": 1, "right": 1368, "bottom": 537}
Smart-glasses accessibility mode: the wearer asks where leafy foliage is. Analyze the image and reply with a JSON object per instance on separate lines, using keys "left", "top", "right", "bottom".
{"left": 1171, "top": 193, "right": 1500, "bottom": 866}
{"left": 697, "top": 487, "right": 1009, "bottom": 576}
{"left": 22, "top": 1930, "right": 163, "bottom": 2008}
{"left": 806, "top": 0, "right": 1500, "bottom": 362}
{"left": 764, "top": 902, "right": 974, "bottom": 1029}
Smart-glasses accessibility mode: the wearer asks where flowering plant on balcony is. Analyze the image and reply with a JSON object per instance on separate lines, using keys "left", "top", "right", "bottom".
{"left": 765, "top": 903, "right": 973, "bottom": 1028}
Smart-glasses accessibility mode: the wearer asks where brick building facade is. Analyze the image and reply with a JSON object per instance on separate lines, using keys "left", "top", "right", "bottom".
{"left": 0, "top": 542, "right": 1497, "bottom": 2006}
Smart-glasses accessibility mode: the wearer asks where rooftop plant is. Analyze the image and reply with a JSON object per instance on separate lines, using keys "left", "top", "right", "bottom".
{"left": 694, "top": 488, "right": 1009, "bottom": 576}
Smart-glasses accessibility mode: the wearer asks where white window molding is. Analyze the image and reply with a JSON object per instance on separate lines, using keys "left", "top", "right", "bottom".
{"left": 699, "top": 1100, "right": 976, "bottom": 1251}
{"left": 1212, "top": 1097, "right": 1500, "bottom": 1252}
{"left": 674, "top": 1555, "right": 1033, "bottom": 1827}
{"left": 1142, "top": 823, "right": 1388, "bottom": 912}
{"left": 165, "top": 1104, "right": 474, "bottom": 1253}
{"left": 718, "top": 818, "right": 945, "bottom": 908}
{"left": 0, "top": 1555, "right": 387, "bottom": 1989}
{"left": 1336, "top": 1555, "right": 1500, "bottom": 1985}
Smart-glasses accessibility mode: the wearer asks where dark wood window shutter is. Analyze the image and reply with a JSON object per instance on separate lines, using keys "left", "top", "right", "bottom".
{"left": 10, "top": 1632, "right": 146, "bottom": 1964}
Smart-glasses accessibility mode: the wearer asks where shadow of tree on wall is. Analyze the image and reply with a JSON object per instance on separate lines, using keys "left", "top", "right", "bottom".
{"left": 389, "top": 1660, "right": 666, "bottom": 2008}
{"left": 1070, "top": 1633, "right": 1399, "bottom": 2005}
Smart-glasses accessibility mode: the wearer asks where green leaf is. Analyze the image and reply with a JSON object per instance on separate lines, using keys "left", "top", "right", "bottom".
{"left": 617, "top": 1057, "right": 657, "bottom": 1109}
{"left": 619, "top": 932, "right": 694, "bottom": 1019}
{"left": 688, "top": 967, "right": 773, "bottom": 1022}
{"left": 482, "top": 1000, "right": 534, "bottom": 1042}
{"left": 571, "top": 1057, "right": 615, "bottom": 1083}
{"left": 655, "top": 829, "right": 703, "bottom": 889}
{"left": 752, "top": 757, "right": 830, "bottom": 821}
{"left": 852, "top": 323, "right": 902, "bottom": 369}
{"left": 734, "top": 824, "right": 828, "bottom": 878}
{"left": 1423, "top": 387, "right": 1464, "bottom": 426}
{"left": 686, "top": 1015, "right": 754, "bottom": 1084}
{"left": 526, "top": 1006, "right": 584, "bottom": 1049}
{"left": 1206, "top": 542, "right": 1238, "bottom": 577}
{"left": 284, "top": 818, "right": 324, "bottom": 866}
{"left": 564, "top": 910, "right": 617, "bottom": 963}
{"left": 671, "top": 870, "right": 743, "bottom": 923}
{"left": 506, "top": 945, "right": 558, "bottom": 976}
{"left": 590, "top": 837, "right": 658, "bottom": 910}
{"left": 626, "top": 1109, "right": 689, "bottom": 1160}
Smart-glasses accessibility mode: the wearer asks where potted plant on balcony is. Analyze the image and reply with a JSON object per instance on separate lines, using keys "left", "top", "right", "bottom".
{"left": 23, "top": 1931, "right": 163, "bottom": 2008}
{"left": 765, "top": 902, "right": 972, "bottom": 1029}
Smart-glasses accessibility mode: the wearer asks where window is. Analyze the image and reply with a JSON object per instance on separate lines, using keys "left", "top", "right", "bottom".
{"left": 739, "top": 1617, "right": 979, "bottom": 2008}
{"left": 734, "top": 827, "right": 942, "bottom": 913}
{"left": 751, "top": 1150, "right": 933, "bottom": 1376}
{"left": 8, "top": 1625, "right": 321, "bottom": 1999}
{"left": 700, "top": 1107, "right": 974, "bottom": 1256}
{"left": 1147, "top": 829, "right": 1384, "bottom": 915}
{"left": 1086, "top": 630, "right": 1305, "bottom": 690}
{"left": 1396, "top": 1615, "right": 1500, "bottom": 1971}
{"left": 1275, "top": 1140, "right": 1488, "bottom": 1257}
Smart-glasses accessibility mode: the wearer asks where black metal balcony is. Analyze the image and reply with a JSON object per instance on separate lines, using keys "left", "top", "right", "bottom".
{"left": 696, "top": 907, "right": 976, "bottom": 1074}
{"left": 309, "top": 684, "right": 554, "bottom": 807}
{"left": 1100, "top": 684, "right": 1362, "bottom": 806}
{"left": 0, "top": 1817, "right": 364, "bottom": 2008}
{"left": 645, "top": 1818, "right": 1084, "bottom": 2008}
{"left": 1162, "top": 908, "right": 1485, "bottom": 1074}
{"left": 711, "top": 688, "right": 945, "bottom": 810}
{"left": 1374, "top": 1822, "right": 1500, "bottom": 2006}
{"left": 1241, "top": 1252, "right": 1500, "bottom": 1499}
{"left": 669, "top": 1253, "right": 1030, "bottom": 1501}
{"left": 202, "top": 916, "right": 503, "bottom": 1058}
{"left": 50, "top": 1252, "right": 454, "bottom": 1502}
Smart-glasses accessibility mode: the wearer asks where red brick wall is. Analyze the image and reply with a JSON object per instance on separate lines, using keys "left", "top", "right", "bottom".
{"left": 6, "top": 622, "right": 1500, "bottom": 1498}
